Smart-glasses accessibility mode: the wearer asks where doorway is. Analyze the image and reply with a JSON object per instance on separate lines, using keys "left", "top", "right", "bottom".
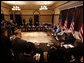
{"left": 10, "top": 14, "right": 13, "bottom": 20}
{"left": 1, "top": 14, "right": 4, "bottom": 20}
{"left": 15, "top": 14, "right": 22, "bottom": 26}
{"left": 34, "top": 15, "right": 39, "bottom": 26}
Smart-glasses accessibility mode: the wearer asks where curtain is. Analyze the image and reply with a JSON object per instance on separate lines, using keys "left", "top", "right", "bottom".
{"left": 75, "top": 6, "right": 83, "bottom": 31}
{"left": 60, "top": 6, "right": 83, "bottom": 31}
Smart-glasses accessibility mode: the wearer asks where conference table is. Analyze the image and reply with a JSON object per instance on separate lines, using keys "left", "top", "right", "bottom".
{"left": 11, "top": 25, "right": 75, "bottom": 52}
{"left": 35, "top": 42, "right": 74, "bottom": 52}
{"left": 21, "top": 25, "right": 48, "bottom": 32}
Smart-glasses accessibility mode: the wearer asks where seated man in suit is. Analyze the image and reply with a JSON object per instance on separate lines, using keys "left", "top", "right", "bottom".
{"left": 65, "top": 32, "right": 76, "bottom": 43}
{"left": 50, "top": 24, "right": 54, "bottom": 32}
{"left": 58, "top": 31, "right": 76, "bottom": 44}
{"left": 54, "top": 25, "right": 62, "bottom": 39}
{"left": 34, "top": 42, "right": 44, "bottom": 62}
{"left": 52, "top": 24, "right": 57, "bottom": 33}
{"left": 65, "top": 39, "right": 83, "bottom": 62}
{"left": 53, "top": 24, "right": 57, "bottom": 30}
{"left": 18, "top": 42, "right": 37, "bottom": 63}
{"left": 10, "top": 31, "right": 27, "bottom": 62}
{"left": 50, "top": 24, "right": 54, "bottom": 28}
{"left": 48, "top": 45, "right": 66, "bottom": 63}
{"left": 73, "top": 40, "right": 83, "bottom": 60}
{"left": 47, "top": 46, "right": 57, "bottom": 62}
{"left": 56, "top": 25, "right": 61, "bottom": 33}
{"left": 73, "top": 40, "right": 83, "bottom": 62}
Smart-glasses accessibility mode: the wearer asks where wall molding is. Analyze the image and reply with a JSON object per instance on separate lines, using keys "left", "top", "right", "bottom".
{"left": 22, "top": 14, "right": 53, "bottom": 16}
{"left": 22, "top": 14, "right": 33, "bottom": 16}
{"left": 3, "top": 14, "right": 54, "bottom": 16}
{"left": 4, "top": 14, "right": 10, "bottom": 16}
{"left": 21, "top": 9, "right": 53, "bottom": 10}
{"left": 53, "top": 1, "right": 70, "bottom": 9}
{"left": 1, "top": 6, "right": 11, "bottom": 9}
{"left": 40, "top": 15, "right": 52, "bottom": 16}
{"left": 58, "top": 1, "right": 83, "bottom": 10}
{"left": 54, "top": 14, "right": 59, "bottom": 16}
{"left": 3, "top": 14, "right": 59, "bottom": 16}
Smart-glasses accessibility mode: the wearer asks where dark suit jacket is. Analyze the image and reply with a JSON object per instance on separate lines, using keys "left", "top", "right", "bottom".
{"left": 65, "top": 33, "right": 76, "bottom": 43}
{"left": 72, "top": 44, "right": 83, "bottom": 62}
{"left": 17, "top": 53, "right": 36, "bottom": 63}
{"left": 35, "top": 48, "right": 44, "bottom": 62}
{"left": 11, "top": 37, "right": 27, "bottom": 53}
{"left": 10, "top": 37, "right": 28, "bottom": 62}
{"left": 10, "top": 37, "right": 27, "bottom": 59}
{"left": 1, "top": 36, "right": 12, "bottom": 62}
{"left": 59, "top": 33, "right": 76, "bottom": 44}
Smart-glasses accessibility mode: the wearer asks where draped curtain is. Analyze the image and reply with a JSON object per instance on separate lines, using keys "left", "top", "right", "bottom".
{"left": 60, "top": 6, "right": 83, "bottom": 31}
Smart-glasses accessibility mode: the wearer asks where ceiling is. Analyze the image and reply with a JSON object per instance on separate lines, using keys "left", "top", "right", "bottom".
{"left": 1, "top": 1, "right": 58, "bottom": 10}
{"left": 2, "top": 1, "right": 56, "bottom": 6}
{"left": 3, "top": 1, "right": 82, "bottom": 10}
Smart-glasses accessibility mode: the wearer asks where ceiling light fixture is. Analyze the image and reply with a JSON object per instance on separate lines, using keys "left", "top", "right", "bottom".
{"left": 12, "top": 1, "right": 21, "bottom": 11}
{"left": 39, "top": 2, "right": 48, "bottom": 10}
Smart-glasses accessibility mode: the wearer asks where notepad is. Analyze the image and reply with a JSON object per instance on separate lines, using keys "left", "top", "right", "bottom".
{"left": 63, "top": 44, "right": 74, "bottom": 48}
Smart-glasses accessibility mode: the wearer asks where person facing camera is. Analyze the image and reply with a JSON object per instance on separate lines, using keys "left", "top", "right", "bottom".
{"left": 56, "top": 25, "right": 61, "bottom": 33}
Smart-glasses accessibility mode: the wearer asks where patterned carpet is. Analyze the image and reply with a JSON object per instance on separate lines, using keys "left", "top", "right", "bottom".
{"left": 21, "top": 32, "right": 53, "bottom": 43}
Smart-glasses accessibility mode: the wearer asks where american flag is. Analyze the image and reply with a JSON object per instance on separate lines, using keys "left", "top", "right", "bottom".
{"left": 69, "top": 16, "right": 75, "bottom": 34}
{"left": 58, "top": 19, "right": 62, "bottom": 26}
{"left": 64, "top": 10, "right": 69, "bottom": 31}
{"left": 58, "top": 13, "right": 62, "bottom": 27}
{"left": 64, "top": 19, "right": 68, "bottom": 30}
{"left": 78, "top": 24, "right": 83, "bottom": 40}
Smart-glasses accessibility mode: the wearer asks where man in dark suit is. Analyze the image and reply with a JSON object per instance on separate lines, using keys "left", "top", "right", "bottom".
{"left": 10, "top": 20, "right": 15, "bottom": 35}
{"left": 18, "top": 42, "right": 37, "bottom": 63}
{"left": 64, "top": 40, "right": 83, "bottom": 62}
{"left": 23, "top": 19, "right": 25, "bottom": 26}
{"left": 10, "top": 31, "right": 27, "bottom": 62}
{"left": 1, "top": 28, "right": 12, "bottom": 63}
{"left": 48, "top": 46, "right": 66, "bottom": 63}
{"left": 34, "top": 45, "right": 44, "bottom": 62}
{"left": 58, "top": 31, "right": 76, "bottom": 44}
{"left": 29, "top": 17, "right": 32, "bottom": 26}
{"left": 5, "top": 21, "right": 12, "bottom": 37}
{"left": 52, "top": 24, "right": 57, "bottom": 34}
{"left": 56, "top": 25, "right": 61, "bottom": 33}
{"left": 72, "top": 40, "right": 83, "bottom": 62}
{"left": 47, "top": 46, "right": 57, "bottom": 62}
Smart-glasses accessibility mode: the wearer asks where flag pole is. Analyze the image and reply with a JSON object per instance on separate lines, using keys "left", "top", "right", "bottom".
{"left": 72, "top": 7, "right": 76, "bottom": 34}
{"left": 66, "top": 9, "right": 69, "bottom": 20}
{"left": 63, "top": 9, "right": 69, "bottom": 31}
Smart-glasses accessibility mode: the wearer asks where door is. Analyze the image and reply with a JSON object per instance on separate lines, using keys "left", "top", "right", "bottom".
{"left": 52, "top": 14, "right": 54, "bottom": 25}
{"left": 10, "top": 14, "right": 13, "bottom": 20}
{"left": 15, "top": 14, "right": 22, "bottom": 26}
{"left": 34, "top": 15, "right": 39, "bottom": 26}
{"left": 1, "top": 14, "right": 4, "bottom": 20}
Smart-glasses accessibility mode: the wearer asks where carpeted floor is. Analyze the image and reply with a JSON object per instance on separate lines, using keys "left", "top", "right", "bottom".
{"left": 21, "top": 31, "right": 58, "bottom": 62}
{"left": 21, "top": 32, "right": 53, "bottom": 43}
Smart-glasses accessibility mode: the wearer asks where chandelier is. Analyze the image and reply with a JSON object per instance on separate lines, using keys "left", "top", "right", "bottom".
{"left": 39, "top": 5, "right": 48, "bottom": 10}
{"left": 12, "top": 1, "right": 21, "bottom": 11}
{"left": 12, "top": 6, "right": 21, "bottom": 11}
{"left": 39, "top": 2, "right": 48, "bottom": 10}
